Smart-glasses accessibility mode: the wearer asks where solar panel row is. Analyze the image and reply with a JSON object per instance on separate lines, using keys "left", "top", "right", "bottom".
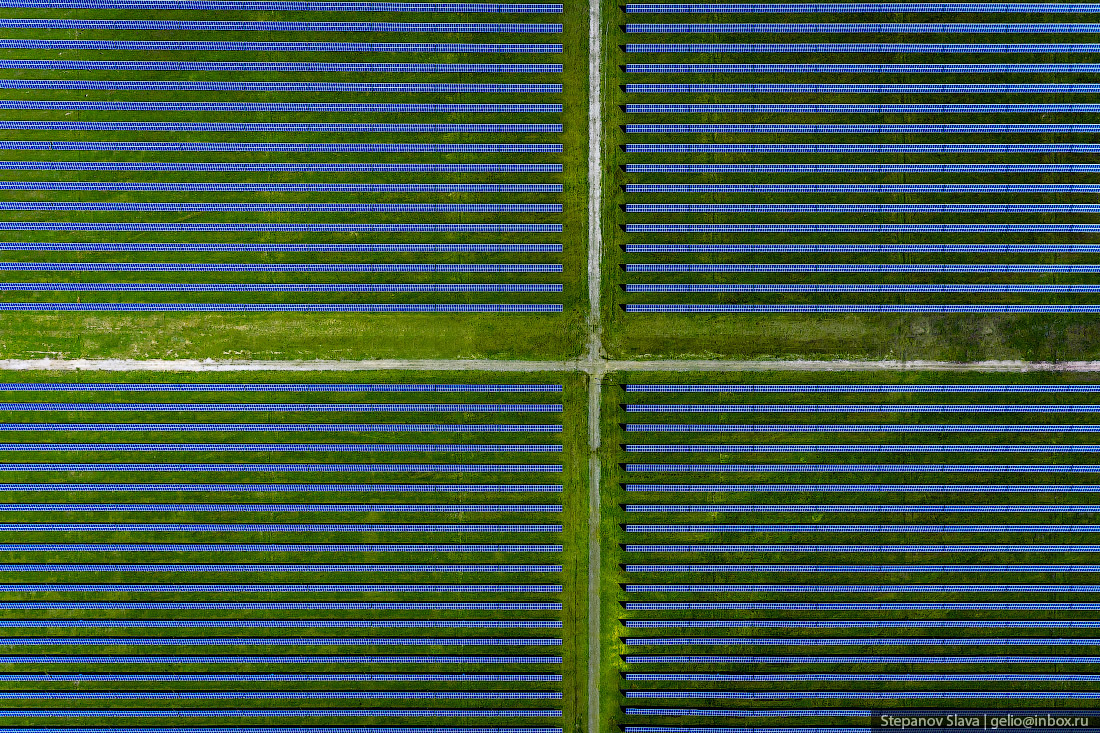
{"left": 614, "top": 376, "right": 1100, "bottom": 726}
{"left": 624, "top": 383, "right": 1100, "bottom": 391}
{"left": 0, "top": 673, "right": 563, "bottom": 680}
{"left": 0, "top": 244, "right": 565, "bottom": 252}
{"left": 0, "top": 502, "right": 563, "bottom": 509}
{"left": 0, "top": 543, "right": 564, "bottom": 550}
{"left": 0, "top": 62, "right": 563, "bottom": 71}
{"left": 2, "top": 183, "right": 560, "bottom": 191}
{"left": 0, "top": 691, "right": 564, "bottom": 697}
{"left": 0, "top": 483, "right": 564, "bottom": 490}
{"left": 0, "top": 620, "right": 564, "bottom": 627}
{"left": 0, "top": 284, "right": 566, "bottom": 291}
{"left": 0, "top": 265, "right": 560, "bottom": 273}
{"left": 0, "top": 710, "right": 564, "bottom": 718}
{"left": 625, "top": 3, "right": 1100, "bottom": 10}
{"left": 0, "top": 41, "right": 564, "bottom": 51}
{"left": 1, "top": 103, "right": 562, "bottom": 111}
{"left": 0, "top": 378, "right": 576, "bottom": 722}
{"left": 0, "top": 20, "right": 563, "bottom": 30}
{"left": 618, "top": 3, "right": 1100, "bottom": 315}
{"left": 0, "top": 1, "right": 569, "bottom": 314}
{"left": 0, "top": 1, "right": 563, "bottom": 8}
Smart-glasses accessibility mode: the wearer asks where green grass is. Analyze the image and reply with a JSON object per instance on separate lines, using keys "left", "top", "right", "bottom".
{"left": 598, "top": 2, "right": 1100, "bottom": 360}
{"left": 600, "top": 368, "right": 1100, "bottom": 729}
{"left": 0, "top": 311, "right": 585, "bottom": 360}
{"left": 0, "top": 4, "right": 590, "bottom": 359}
{"left": 0, "top": 369, "right": 588, "bottom": 732}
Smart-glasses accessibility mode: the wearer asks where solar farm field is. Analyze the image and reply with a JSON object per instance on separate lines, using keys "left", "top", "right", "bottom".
{"left": 0, "top": 372, "right": 588, "bottom": 732}
{"left": 599, "top": 371, "right": 1100, "bottom": 729}
{"left": 0, "top": 0, "right": 589, "bottom": 359}
{"left": 600, "top": 2, "right": 1100, "bottom": 360}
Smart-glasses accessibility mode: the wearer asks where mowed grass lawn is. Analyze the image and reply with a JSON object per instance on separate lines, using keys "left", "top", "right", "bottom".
{"left": 600, "top": 369, "right": 1100, "bottom": 728}
{"left": 600, "top": 3, "right": 1100, "bottom": 360}
{"left": 0, "top": 370, "right": 588, "bottom": 733}
{"left": 0, "top": 5, "right": 589, "bottom": 359}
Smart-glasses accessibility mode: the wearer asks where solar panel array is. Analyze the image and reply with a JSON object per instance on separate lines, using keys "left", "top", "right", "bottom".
{"left": 607, "top": 374, "right": 1100, "bottom": 728}
{"left": 0, "top": 0, "right": 574, "bottom": 313}
{"left": 612, "top": 3, "right": 1100, "bottom": 314}
{"left": 0, "top": 375, "right": 583, "bottom": 729}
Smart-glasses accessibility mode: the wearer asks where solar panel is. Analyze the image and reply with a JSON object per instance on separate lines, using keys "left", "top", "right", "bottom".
{"left": 1, "top": 80, "right": 564, "bottom": 92}
{"left": 625, "top": 163, "right": 1100, "bottom": 171}
{"left": 624, "top": 620, "right": 1100, "bottom": 628}
{"left": 627, "top": 264, "right": 1100, "bottom": 271}
{"left": 0, "top": 562, "right": 563, "bottom": 571}
{"left": 626, "top": 244, "right": 1100, "bottom": 252}
{"left": 0, "top": 19, "right": 564, "bottom": 31}
{"left": 0, "top": 727, "right": 564, "bottom": 733}
{"left": 2, "top": 710, "right": 565, "bottom": 718}
{"left": 0, "top": 224, "right": 564, "bottom": 232}
{"left": 628, "top": 283, "right": 1100, "bottom": 292}
{"left": 0, "top": 203, "right": 562, "bottom": 212}
{"left": 624, "top": 672, "right": 1100, "bottom": 680}
{"left": 0, "top": 463, "right": 563, "bottom": 472}
{"left": 0, "top": 673, "right": 564, "bottom": 681}
{"left": 0, "top": 584, "right": 565, "bottom": 592}
{"left": 622, "top": 502, "right": 1100, "bottom": 510}
{"left": 625, "top": 22, "right": 1100, "bottom": 31}
{"left": 626, "top": 143, "right": 1100, "bottom": 152}
{"left": 0, "top": 281, "right": 564, "bottom": 290}
{"left": 626, "top": 384, "right": 1100, "bottom": 392}
{"left": 625, "top": 653, "right": 1100, "bottom": 661}
{"left": 0, "top": 182, "right": 562, "bottom": 192}
{"left": 0, "top": 422, "right": 563, "bottom": 430}
{"left": 0, "top": 692, "right": 563, "bottom": 699}
{"left": 625, "top": 305, "right": 1100, "bottom": 313}
{"left": 0, "top": 503, "right": 563, "bottom": 510}
{"left": 0, "top": 163, "right": 564, "bottom": 172}
{"left": 0, "top": 265, "right": 560, "bottom": 274}
{"left": 626, "top": 3, "right": 1100, "bottom": 11}
{"left": 625, "top": 224, "right": 1100, "bottom": 231}
{"left": 0, "top": 602, "right": 564, "bottom": 610}
{"left": 0, "top": 1, "right": 564, "bottom": 9}
{"left": 0, "top": 141, "right": 563, "bottom": 151}
{"left": 627, "top": 63, "right": 1100, "bottom": 72}
{"left": 0, "top": 62, "right": 563, "bottom": 72}
{"left": 627, "top": 83, "right": 1100, "bottom": 93}
{"left": 624, "top": 727, "right": 874, "bottom": 733}
{"left": 623, "top": 523, "right": 1100, "bottom": 532}
{"left": 625, "top": 204, "right": 1100, "bottom": 212}
{"left": 2, "top": 620, "right": 563, "bottom": 628}
{"left": 0, "top": 523, "right": 564, "bottom": 531}
{"left": 0, "top": 244, "right": 563, "bottom": 253}
{"left": 627, "top": 691, "right": 1100, "bottom": 699}
{"left": 623, "top": 563, "right": 1100, "bottom": 572}
{"left": 625, "top": 442, "right": 1100, "bottom": 451}
{"left": 0, "top": 402, "right": 562, "bottom": 411}
{"left": 624, "top": 402, "right": 1100, "bottom": 411}
{"left": 0, "top": 41, "right": 565, "bottom": 52}
{"left": 626, "top": 543, "right": 1100, "bottom": 551}
{"left": 626, "top": 43, "right": 1100, "bottom": 51}
{"left": 0, "top": 102, "right": 564, "bottom": 112}
{"left": 630, "top": 461, "right": 1100, "bottom": 471}
{"left": 0, "top": 636, "right": 563, "bottom": 645}
{"left": 0, "top": 483, "right": 564, "bottom": 491}
{"left": 0, "top": 543, "right": 563, "bottom": 551}
{"left": 622, "top": 708, "right": 866, "bottom": 717}
{"left": 629, "top": 143, "right": 1100, "bottom": 151}
{"left": 626, "top": 601, "right": 1100, "bottom": 610}
{"left": 624, "top": 483, "right": 1100, "bottom": 490}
